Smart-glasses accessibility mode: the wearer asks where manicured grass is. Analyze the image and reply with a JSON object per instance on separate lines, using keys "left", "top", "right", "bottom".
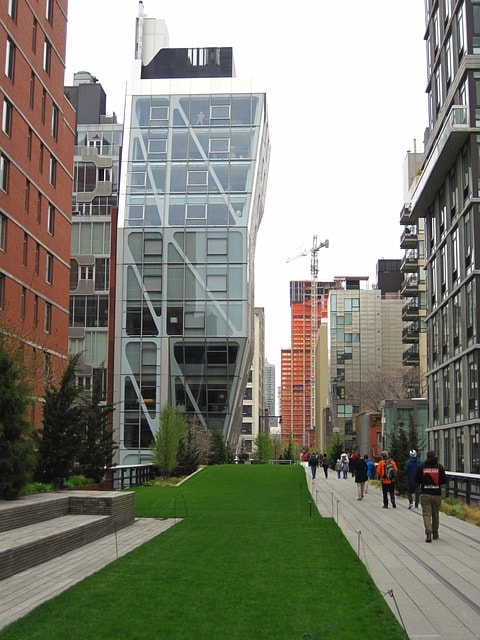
{"left": 0, "top": 465, "right": 407, "bottom": 639}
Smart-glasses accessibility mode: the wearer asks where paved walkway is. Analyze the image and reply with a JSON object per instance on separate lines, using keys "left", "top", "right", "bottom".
{"left": 0, "top": 515, "right": 179, "bottom": 631}
{"left": 305, "top": 468, "right": 480, "bottom": 640}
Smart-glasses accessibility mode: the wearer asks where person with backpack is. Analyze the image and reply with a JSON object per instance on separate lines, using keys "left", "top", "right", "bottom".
{"left": 376, "top": 450, "right": 398, "bottom": 508}
{"left": 414, "top": 450, "right": 447, "bottom": 542}
{"left": 321, "top": 454, "right": 330, "bottom": 478}
{"left": 404, "top": 449, "right": 421, "bottom": 509}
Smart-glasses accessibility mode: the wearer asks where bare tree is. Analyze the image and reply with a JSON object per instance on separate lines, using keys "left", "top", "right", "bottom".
{"left": 352, "top": 366, "right": 422, "bottom": 413}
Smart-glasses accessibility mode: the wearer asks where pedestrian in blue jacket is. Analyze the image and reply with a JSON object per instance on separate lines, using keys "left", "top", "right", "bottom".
{"left": 404, "top": 449, "right": 421, "bottom": 509}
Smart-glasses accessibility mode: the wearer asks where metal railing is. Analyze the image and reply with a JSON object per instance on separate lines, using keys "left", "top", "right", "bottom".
{"left": 104, "top": 464, "right": 156, "bottom": 490}
{"left": 445, "top": 471, "right": 480, "bottom": 505}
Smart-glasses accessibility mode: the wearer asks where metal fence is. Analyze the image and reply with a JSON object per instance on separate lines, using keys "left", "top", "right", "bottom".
{"left": 445, "top": 471, "right": 480, "bottom": 505}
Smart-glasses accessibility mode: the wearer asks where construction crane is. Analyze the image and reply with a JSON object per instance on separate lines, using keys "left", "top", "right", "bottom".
{"left": 286, "top": 236, "right": 329, "bottom": 446}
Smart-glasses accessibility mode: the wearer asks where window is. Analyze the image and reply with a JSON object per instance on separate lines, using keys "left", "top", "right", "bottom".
{"left": 41, "top": 88, "right": 46, "bottom": 123}
{"left": 209, "top": 138, "right": 230, "bottom": 154}
{"left": 468, "top": 354, "right": 478, "bottom": 415}
{"left": 51, "top": 104, "right": 58, "bottom": 139}
{"left": 45, "top": 0, "right": 53, "bottom": 23}
{"left": 44, "top": 302, "right": 52, "bottom": 333}
{"left": 457, "top": 3, "right": 466, "bottom": 57}
{"left": 186, "top": 204, "right": 206, "bottom": 219}
{"left": 39, "top": 143, "right": 44, "bottom": 173}
{"left": 29, "top": 72, "right": 35, "bottom": 108}
{"left": 48, "top": 155, "right": 56, "bottom": 185}
{"left": 35, "top": 243, "right": 40, "bottom": 275}
{"left": 454, "top": 360, "right": 462, "bottom": 417}
{"left": 47, "top": 203, "right": 54, "bottom": 234}
{"left": 43, "top": 39, "right": 52, "bottom": 74}
{"left": 8, "top": 0, "right": 17, "bottom": 19}
{"left": 5, "top": 39, "right": 15, "bottom": 80}
{"left": 150, "top": 106, "right": 169, "bottom": 121}
{"left": 148, "top": 139, "right": 167, "bottom": 156}
{"left": 206, "top": 274, "right": 227, "bottom": 291}
{"left": 0, "top": 155, "right": 9, "bottom": 192}
{"left": 46, "top": 252, "right": 53, "bottom": 284}
{"left": 32, "top": 19, "right": 37, "bottom": 52}
{"left": 36, "top": 191, "right": 42, "bottom": 223}
{"left": 207, "top": 238, "right": 228, "bottom": 255}
{"left": 0, "top": 213, "right": 6, "bottom": 251}
{"left": 21, "top": 287, "right": 26, "bottom": 320}
{"left": 187, "top": 171, "right": 208, "bottom": 186}
{"left": 0, "top": 274, "right": 4, "bottom": 309}
{"left": 210, "top": 105, "right": 230, "bottom": 119}
{"left": 24, "top": 179, "right": 30, "bottom": 212}
{"left": 27, "top": 128, "right": 32, "bottom": 159}
{"left": 23, "top": 233, "right": 28, "bottom": 266}
{"left": 33, "top": 294, "right": 38, "bottom": 327}
{"left": 2, "top": 98, "right": 12, "bottom": 135}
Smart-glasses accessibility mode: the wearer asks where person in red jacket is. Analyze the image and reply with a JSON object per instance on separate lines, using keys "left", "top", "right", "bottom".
{"left": 376, "top": 451, "right": 398, "bottom": 509}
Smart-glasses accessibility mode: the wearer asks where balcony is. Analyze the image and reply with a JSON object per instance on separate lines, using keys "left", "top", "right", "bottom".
{"left": 400, "top": 202, "right": 413, "bottom": 225}
{"left": 403, "top": 343, "right": 420, "bottom": 366}
{"left": 400, "top": 226, "right": 419, "bottom": 249}
{"left": 402, "top": 322, "right": 420, "bottom": 343}
{"left": 401, "top": 273, "right": 419, "bottom": 296}
{"left": 401, "top": 249, "right": 422, "bottom": 273}
{"left": 410, "top": 105, "right": 471, "bottom": 221}
{"left": 402, "top": 300, "right": 419, "bottom": 321}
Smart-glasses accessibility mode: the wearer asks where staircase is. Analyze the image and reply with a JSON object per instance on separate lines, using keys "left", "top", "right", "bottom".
{"left": 0, "top": 491, "right": 135, "bottom": 581}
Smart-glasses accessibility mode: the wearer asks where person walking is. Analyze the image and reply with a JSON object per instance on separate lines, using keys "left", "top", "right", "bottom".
{"left": 414, "top": 450, "right": 446, "bottom": 542}
{"left": 340, "top": 453, "right": 349, "bottom": 479}
{"left": 308, "top": 452, "right": 319, "bottom": 479}
{"left": 365, "top": 455, "right": 375, "bottom": 494}
{"left": 354, "top": 455, "right": 368, "bottom": 500}
{"left": 335, "top": 458, "right": 342, "bottom": 479}
{"left": 321, "top": 454, "right": 330, "bottom": 478}
{"left": 376, "top": 451, "right": 398, "bottom": 508}
{"left": 404, "top": 449, "right": 421, "bottom": 509}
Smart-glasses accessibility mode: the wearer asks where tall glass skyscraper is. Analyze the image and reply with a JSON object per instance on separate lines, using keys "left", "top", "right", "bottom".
{"left": 113, "top": 14, "right": 270, "bottom": 464}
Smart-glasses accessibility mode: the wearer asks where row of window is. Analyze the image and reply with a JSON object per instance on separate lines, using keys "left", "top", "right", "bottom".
{"left": 0, "top": 214, "right": 55, "bottom": 281}
{"left": 426, "top": 1, "right": 467, "bottom": 126}
{"left": 430, "top": 353, "right": 478, "bottom": 425}
{"left": 8, "top": 0, "right": 54, "bottom": 25}
{"left": 0, "top": 148, "right": 57, "bottom": 194}
{"left": 431, "top": 424, "right": 480, "bottom": 473}
{"left": 0, "top": 273, "right": 52, "bottom": 331}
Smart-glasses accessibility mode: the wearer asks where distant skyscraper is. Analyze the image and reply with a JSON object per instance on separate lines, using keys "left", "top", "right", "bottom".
{"left": 113, "top": 10, "right": 270, "bottom": 464}
{"left": 263, "top": 359, "right": 275, "bottom": 416}
{"left": 281, "top": 280, "right": 336, "bottom": 448}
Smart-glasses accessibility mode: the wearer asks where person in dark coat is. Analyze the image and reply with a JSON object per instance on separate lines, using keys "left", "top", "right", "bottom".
{"left": 321, "top": 454, "right": 330, "bottom": 478}
{"left": 308, "top": 453, "right": 319, "bottom": 479}
{"left": 414, "top": 450, "right": 446, "bottom": 543}
{"left": 354, "top": 455, "right": 368, "bottom": 500}
{"left": 404, "top": 449, "right": 421, "bottom": 509}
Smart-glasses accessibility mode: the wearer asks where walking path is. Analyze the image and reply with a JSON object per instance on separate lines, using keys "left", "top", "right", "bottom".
{"left": 305, "top": 468, "right": 480, "bottom": 640}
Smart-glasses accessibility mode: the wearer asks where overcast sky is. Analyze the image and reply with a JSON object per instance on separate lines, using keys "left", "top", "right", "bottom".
{"left": 65, "top": 1, "right": 428, "bottom": 376}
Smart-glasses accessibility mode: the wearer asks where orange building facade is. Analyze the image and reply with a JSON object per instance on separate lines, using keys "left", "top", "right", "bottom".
{"left": 280, "top": 280, "right": 335, "bottom": 449}
{"left": 0, "top": 0, "right": 75, "bottom": 427}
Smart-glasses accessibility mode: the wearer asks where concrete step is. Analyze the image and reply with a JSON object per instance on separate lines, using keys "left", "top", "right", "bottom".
{"left": 0, "top": 491, "right": 135, "bottom": 580}
{"left": 0, "top": 514, "right": 117, "bottom": 580}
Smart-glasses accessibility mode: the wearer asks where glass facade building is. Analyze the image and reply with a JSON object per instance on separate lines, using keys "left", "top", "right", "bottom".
{"left": 113, "top": 18, "right": 269, "bottom": 464}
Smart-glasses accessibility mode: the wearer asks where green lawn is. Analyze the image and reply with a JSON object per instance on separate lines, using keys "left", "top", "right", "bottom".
{"left": 0, "top": 465, "right": 407, "bottom": 639}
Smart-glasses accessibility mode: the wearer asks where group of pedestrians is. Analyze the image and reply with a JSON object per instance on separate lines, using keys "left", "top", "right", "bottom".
{"left": 376, "top": 449, "right": 447, "bottom": 543}
{"left": 303, "top": 451, "right": 330, "bottom": 479}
